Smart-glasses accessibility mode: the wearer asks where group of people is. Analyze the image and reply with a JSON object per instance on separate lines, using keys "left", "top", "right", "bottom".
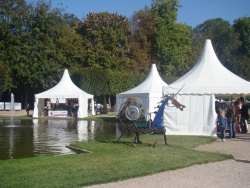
{"left": 42, "top": 99, "right": 79, "bottom": 117}
{"left": 94, "top": 102, "right": 103, "bottom": 115}
{"left": 216, "top": 97, "right": 249, "bottom": 142}
{"left": 88, "top": 102, "right": 106, "bottom": 115}
{"left": 68, "top": 100, "right": 79, "bottom": 117}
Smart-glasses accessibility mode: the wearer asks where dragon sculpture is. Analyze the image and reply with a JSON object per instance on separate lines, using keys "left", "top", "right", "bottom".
{"left": 116, "top": 95, "right": 185, "bottom": 146}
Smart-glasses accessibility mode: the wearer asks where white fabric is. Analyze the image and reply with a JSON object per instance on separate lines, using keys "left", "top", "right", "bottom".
{"left": 165, "top": 39, "right": 250, "bottom": 95}
{"left": 116, "top": 64, "right": 168, "bottom": 120}
{"left": 163, "top": 94, "right": 217, "bottom": 136}
{"left": 163, "top": 39, "right": 250, "bottom": 136}
{"left": 33, "top": 69, "right": 93, "bottom": 118}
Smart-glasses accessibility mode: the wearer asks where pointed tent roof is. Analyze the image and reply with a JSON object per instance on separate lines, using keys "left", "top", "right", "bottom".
{"left": 165, "top": 39, "right": 250, "bottom": 95}
{"left": 119, "top": 64, "right": 168, "bottom": 95}
{"left": 35, "top": 69, "right": 93, "bottom": 99}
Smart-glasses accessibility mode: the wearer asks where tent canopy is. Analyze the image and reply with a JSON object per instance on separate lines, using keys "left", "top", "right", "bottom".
{"left": 116, "top": 64, "right": 168, "bottom": 120}
{"left": 33, "top": 69, "right": 94, "bottom": 118}
{"left": 163, "top": 39, "right": 250, "bottom": 136}
{"left": 119, "top": 64, "right": 168, "bottom": 95}
{"left": 36, "top": 69, "right": 93, "bottom": 99}
{"left": 165, "top": 39, "right": 250, "bottom": 95}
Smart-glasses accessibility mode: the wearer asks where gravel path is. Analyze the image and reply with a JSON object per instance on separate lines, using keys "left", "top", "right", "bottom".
{"left": 86, "top": 133, "right": 250, "bottom": 188}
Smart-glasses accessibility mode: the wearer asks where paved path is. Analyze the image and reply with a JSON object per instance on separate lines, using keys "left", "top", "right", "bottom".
{"left": 86, "top": 133, "right": 250, "bottom": 188}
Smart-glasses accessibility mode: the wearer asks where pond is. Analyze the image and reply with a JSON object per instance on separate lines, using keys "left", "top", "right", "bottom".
{"left": 0, "top": 118, "right": 133, "bottom": 160}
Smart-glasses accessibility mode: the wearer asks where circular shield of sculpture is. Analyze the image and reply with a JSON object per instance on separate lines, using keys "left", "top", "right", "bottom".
{"left": 125, "top": 104, "right": 142, "bottom": 121}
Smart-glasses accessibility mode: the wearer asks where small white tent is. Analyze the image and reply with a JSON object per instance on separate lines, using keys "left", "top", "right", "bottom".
{"left": 33, "top": 69, "right": 94, "bottom": 118}
{"left": 116, "top": 64, "right": 168, "bottom": 120}
{"left": 164, "top": 39, "right": 250, "bottom": 136}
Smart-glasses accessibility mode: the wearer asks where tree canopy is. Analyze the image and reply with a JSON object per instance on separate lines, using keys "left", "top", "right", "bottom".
{"left": 0, "top": 0, "right": 249, "bottom": 107}
{"left": 150, "top": 0, "right": 192, "bottom": 75}
{"left": 78, "top": 12, "right": 131, "bottom": 70}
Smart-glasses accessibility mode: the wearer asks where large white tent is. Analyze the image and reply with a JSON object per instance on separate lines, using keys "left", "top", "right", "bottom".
{"left": 163, "top": 39, "right": 250, "bottom": 136}
{"left": 33, "top": 69, "right": 94, "bottom": 118}
{"left": 116, "top": 64, "right": 168, "bottom": 120}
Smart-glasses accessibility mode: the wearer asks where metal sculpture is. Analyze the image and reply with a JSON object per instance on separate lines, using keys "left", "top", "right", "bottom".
{"left": 116, "top": 95, "right": 185, "bottom": 147}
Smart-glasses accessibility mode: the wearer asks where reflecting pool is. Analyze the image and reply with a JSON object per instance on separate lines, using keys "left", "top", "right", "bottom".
{"left": 0, "top": 118, "right": 133, "bottom": 160}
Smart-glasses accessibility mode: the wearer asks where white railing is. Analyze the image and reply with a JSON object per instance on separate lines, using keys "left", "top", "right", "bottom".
{"left": 0, "top": 102, "right": 22, "bottom": 110}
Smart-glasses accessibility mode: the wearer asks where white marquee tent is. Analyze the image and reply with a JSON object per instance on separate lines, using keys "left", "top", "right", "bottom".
{"left": 116, "top": 64, "right": 168, "bottom": 120}
{"left": 33, "top": 69, "right": 94, "bottom": 118}
{"left": 163, "top": 39, "right": 250, "bottom": 136}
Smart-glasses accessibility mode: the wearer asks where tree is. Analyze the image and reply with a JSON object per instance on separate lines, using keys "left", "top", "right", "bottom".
{"left": 129, "top": 11, "right": 159, "bottom": 73}
{"left": 78, "top": 12, "right": 131, "bottom": 70}
{"left": 233, "top": 17, "right": 250, "bottom": 80}
{"left": 71, "top": 68, "right": 146, "bottom": 106}
{"left": 0, "top": 0, "right": 32, "bottom": 104}
{"left": 150, "top": 0, "right": 179, "bottom": 24}
{"left": 155, "top": 22, "right": 192, "bottom": 75}
{"left": 103, "top": 96, "right": 108, "bottom": 114}
{"left": 150, "top": 0, "right": 192, "bottom": 76}
{"left": 233, "top": 17, "right": 250, "bottom": 56}
{"left": 0, "top": 0, "right": 86, "bottom": 106}
{"left": 0, "top": 0, "right": 18, "bottom": 97}
{"left": 0, "top": 62, "right": 11, "bottom": 98}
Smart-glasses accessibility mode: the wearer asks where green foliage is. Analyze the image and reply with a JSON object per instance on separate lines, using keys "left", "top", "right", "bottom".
{"left": 0, "top": 62, "right": 12, "bottom": 97}
{"left": 192, "top": 18, "right": 250, "bottom": 79}
{"left": 0, "top": 0, "right": 249, "bottom": 104}
{"left": 161, "top": 74, "right": 179, "bottom": 84}
{"left": 154, "top": 22, "right": 192, "bottom": 75}
{"left": 149, "top": 0, "right": 192, "bottom": 76}
{"left": 0, "top": 0, "right": 86, "bottom": 104}
{"left": 129, "top": 11, "right": 159, "bottom": 73}
{"left": 233, "top": 17, "right": 250, "bottom": 56}
{"left": 78, "top": 12, "right": 131, "bottom": 70}
{"left": 151, "top": 0, "right": 180, "bottom": 24}
{"left": 72, "top": 68, "right": 146, "bottom": 96}
{"left": 233, "top": 17, "right": 250, "bottom": 80}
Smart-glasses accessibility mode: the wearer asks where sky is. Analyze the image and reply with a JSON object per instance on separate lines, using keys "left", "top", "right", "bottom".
{"left": 25, "top": 0, "right": 250, "bottom": 28}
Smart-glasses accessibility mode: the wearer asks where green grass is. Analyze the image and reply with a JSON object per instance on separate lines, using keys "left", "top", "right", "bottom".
{"left": 82, "top": 112, "right": 118, "bottom": 122}
{"left": 0, "top": 134, "right": 231, "bottom": 188}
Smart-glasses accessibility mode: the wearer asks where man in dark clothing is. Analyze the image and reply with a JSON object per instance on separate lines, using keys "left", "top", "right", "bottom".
{"left": 240, "top": 97, "right": 249, "bottom": 133}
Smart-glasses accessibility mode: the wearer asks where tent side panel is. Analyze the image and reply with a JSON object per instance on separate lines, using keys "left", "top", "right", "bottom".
{"left": 78, "top": 96, "right": 93, "bottom": 118}
{"left": 37, "top": 98, "right": 45, "bottom": 115}
{"left": 163, "top": 95, "right": 192, "bottom": 135}
{"left": 163, "top": 94, "right": 217, "bottom": 136}
{"left": 189, "top": 95, "right": 204, "bottom": 134}
{"left": 148, "top": 94, "right": 164, "bottom": 120}
{"left": 203, "top": 94, "right": 217, "bottom": 136}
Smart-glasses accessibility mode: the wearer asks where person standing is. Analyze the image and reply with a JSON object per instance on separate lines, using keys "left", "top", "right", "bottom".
{"left": 239, "top": 97, "right": 249, "bottom": 133}
{"left": 99, "top": 104, "right": 103, "bottom": 114}
{"left": 235, "top": 99, "right": 243, "bottom": 133}
{"left": 226, "top": 102, "right": 236, "bottom": 138}
{"left": 94, "top": 101, "right": 97, "bottom": 115}
{"left": 218, "top": 110, "right": 227, "bottom": 142}
{"left": 26, "top": 103, "right": 30, "bottom": 115}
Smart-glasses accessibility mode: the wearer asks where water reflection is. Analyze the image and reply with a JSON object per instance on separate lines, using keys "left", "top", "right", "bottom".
{"left": 0, "top": 119, "right": 133, "bottom": 160}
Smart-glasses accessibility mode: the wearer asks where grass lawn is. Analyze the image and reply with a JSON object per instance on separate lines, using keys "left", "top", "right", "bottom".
{"left": 0, "top": 134, "right": 231, "bottom": 188}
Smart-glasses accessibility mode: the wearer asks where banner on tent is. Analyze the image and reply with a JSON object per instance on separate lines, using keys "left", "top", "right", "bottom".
{"left": 48, "top": 110, "right": 68, "bottom": 117}
{"left": 50, "top": 98, "right": 66, "bottom": 103}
